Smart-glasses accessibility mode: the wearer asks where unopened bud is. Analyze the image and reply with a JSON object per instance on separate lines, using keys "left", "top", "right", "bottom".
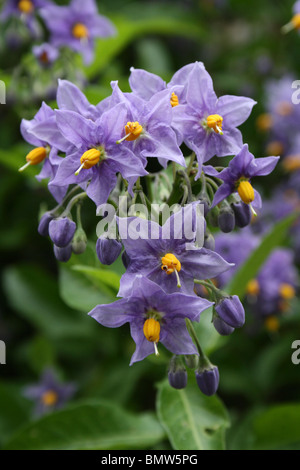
{"left": 195, "top": 365, "right": 219, "bottom": 396}
{"left": 232, "top": 202, "right": 251, "bottom": 228}
{"left": 53, "top": 244, "right": 72, "bottom": 263}
{"left": 96, "top": 236, "right": 122, "bottom": 265}
{"left": 49, "top": 217, "right": 76, "bottom": 248}
{"left": 215, "top": 295, "right": 245, "bottom": 329}
{"left": 72, "top": 227, "right": 87, "bottom": 255}
{"left": 168, "top": 355, "right": 188, "bottom": 390}
{"left": 218, "top": 205, "right": 235, "bottom": 233}
{"left": 213, "top": 315, "right": 235, "bottom": 336}
{"left": 38, "top": 212, "right": 54, "bottom": 237}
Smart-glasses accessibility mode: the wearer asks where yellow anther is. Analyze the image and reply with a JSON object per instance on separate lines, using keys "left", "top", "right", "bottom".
{"left": 41, "top": 390, "right": 58, "bottom": 407}
{"left": 282, "top": 155, "right": 300, "bottom": 172}
{"left": 265, "top": 316, "right": 279, "bottom": 333}
{"left": 276, "top": 101, "right": 293, "bottom": 117}
{"left": 237, "top": 180, "right": 255, "bottom": 204}
{"left": 206, "top": 114, "right": 223, "bottom": 135}
{"left": 143, "top": 318, "right": 160, "bottom": 343}
{"left": 266, "top": 141, "right": 284, "bottom": 157}
{"left": 125, "top": 122, "right": 143, "bottom": 141}
{"left": 279, "top": 283, "right": 295, "bottom": 300}
{"left": 256, "top": 113, "right": 273, "bottom": 132}
{"left": 19, "top": 147, "right": 47, "bottom": 172}
{"left": 292, "top": 13, "right": 300, "bottom": 29}
{"left": 170, "top": 92, "right": 179, "bottom": 107}
{"left": 72, "top": 23, "right": 89, "bottom": 39}
{"left": 246, "top": 279, "right": 260, "bottom": 296}
{"left": 18, "top": 0, "right": 34, "bottom": 14}
{"left": 75, "top": 148, "right": 101, "bottom": 175}
{"left": 161, "top": 253, "right": 181, "bottom": 274}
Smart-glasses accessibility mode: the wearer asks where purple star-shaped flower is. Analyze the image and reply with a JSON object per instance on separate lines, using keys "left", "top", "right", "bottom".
{"left": 89, "top": 275, "right": 213, "bottom": 365}
{"left": 32, "top": 42, "right": 59, "bottom": 66}
{"left": 117, "top": 203, "right": 233, "bottom": 296}
{"left": 20, "top": 101, "right": 70, "bottom": 202}
{"left": 108, "top": 81, "right": 186, "bottom": 169}
{"left": 208, "top": 144, "right": 279, "bottom": 209}
{"left": 40, "top": 0, "right": 115, "bottom": 65}
{"left": 50, "top": 102, "right": 148, "bottom": 207}
{"left": 172, "top": 62, "right": 256, "bottom": 176}
{"left": 23, "top": 369, "right": 76, "bottom": 416}
{"left": 1, "top": 0, "right": 51, "bottom": 34}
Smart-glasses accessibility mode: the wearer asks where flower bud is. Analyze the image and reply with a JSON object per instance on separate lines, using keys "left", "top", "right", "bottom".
{"left": 49, "top": 217, "right": 76, "bottom": 248}
{"left": 195, "top": 365, "right": 219, "bottom": 396}
{"left": 232, "top": 202, "right": 251, "bottom": 228}
{"left": 72, "top": 227, "right": 87, "bottom": 255}
{"left": 38, "top": 212, "right": 54, "bottom": 237}
{"left": 184, "top": 354, "right": 199, "bottom": 369}
{"left": 215, "top": 295, "right": 245, "bottom": 329}
{"left": 96, "top": 236, "right": 122, "bottom": 265}
{"left": 53, "top": 244, "right": 72, "bottom": 263}
{"left": 213, "top": 315, "right": 235, "bottom": 336}
{"left": 168, "top": 355, "right": 188, "bottom": 390}
{"left": 203, "top": 231, "right": 215, "bottom": 251}
{"left": 218, "top": 206, "right": 235, "bottom": 233}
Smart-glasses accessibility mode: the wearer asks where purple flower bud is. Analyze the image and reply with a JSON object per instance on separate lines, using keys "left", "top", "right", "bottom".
{"left": 96, "top": 237, "right": 122, "bottom": 265}
{"left": 213, "top": 315, "right": 235, "bottom": 336}
{"left": 218, "top": 206, "right": 235, "bottom": 233}
{"left": 215, "top": 295, "right": 245, "bottom": 329}
{"left": 53, "top": 244, "right": 72, "bottom": 263}
{"left": 232, "top": 202, "right": 251, "bottom": 228}
{"left": 168, "top": 356, "right": 188, "bottom": 390}
{"left": 49, "top": 217, "right": 76, "bottom": 248}
{"left": 195, "top": 366, "right": 219, "bottom": 396}
{"left": 38, "top": 212, "right": 54, "bottom": 237}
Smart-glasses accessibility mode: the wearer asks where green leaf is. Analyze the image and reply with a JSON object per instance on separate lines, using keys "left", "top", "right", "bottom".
{"left": 83, "top": 14, "right": 204, "bottom": 79}
{"left": 2, "top": 264, "right": 94, "bottom": 340}
{"left": 157, "top": 379, "right": 230, "bottom": 450}
{"left": 0, "top": 383, "right": 31, "bottom": 448}
{"left": 226, "top": 212, "right": 299, "bottom": 299}
{"left": 71, "top": 265, "right": 120, "bottom": 293}
{"left": 5, "top": 400, "right": 165, "bottom": 450}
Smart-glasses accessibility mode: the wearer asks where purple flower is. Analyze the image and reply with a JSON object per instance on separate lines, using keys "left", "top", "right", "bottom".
{"left": 209, "top": 144, "right": 279, "bottom": 210}
{"left": 40, "top": 0, "right": 115, "bottom": 65}
{"left": 32, "top": 43, "right": 59, "bottom": 66}
{"left": 110, "top": 81, "right": 186, "bottom": 169}
{"left": 20, "top": 101, "right": 70, "bottom": 202}
{"left": 1, "top": 0, "right": 51, "bottom": 35}
{"left": 23, "top": 369, "right": 76, "bottom": 416}
{"left": 117, "top": 203, "right": 233, "bottom": 296}
{"left": 171, "top": 62, "right": 256, "bottom": 176}
{"left": 50, "top": 102, "right": 148, "bottom": 207}
{"left": 89, "top": 275, "right": 213, "bottom": 365}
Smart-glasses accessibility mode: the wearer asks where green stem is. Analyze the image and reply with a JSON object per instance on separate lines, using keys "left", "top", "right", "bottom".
{"left": 61, "top": 192, "right": 88, "bottom": 217}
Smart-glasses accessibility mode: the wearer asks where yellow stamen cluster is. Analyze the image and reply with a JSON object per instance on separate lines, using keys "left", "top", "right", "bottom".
{"left": 246, "top": 279, "right": 260, "bottom": 296}
{"left": 292, "top": 13, "right": 300, "bottom": 29}
{"left": 282, "top": 155, "right": 300, "bottom": 172}
{"left": 161, "top": 253, "right": 181, "bottom": 275}
{"left": 124, "top": 122, "right": 143, "bottom": 141}
{"left": 75, "top": 148, "right": 101, "bottom": 175}
{"left": 18, "top": 0, "right": 34, "bottom": 14}
{"left": 143, "top": 318, "right": 160, "bottom": 343}
{"left": 256, "top": 113, "right": 273, "bottom": 132}
{"left": 265, "top": 316, "right": 279, "bottom": 333}
{"left": 237, "top": 180, "right": 255, "bottom": 204}
{"left": 41, "top": 390, "right": 58, "bottom": 407}
{"left": 206, "top": 114, "right": 223, "bottom": 135}
{"left": 170, "top": 92, "right": 179, "bottom": 107}
{"left": 19, "top": 147, "right": 47, "bottom": 172}
{"left": 279, "top": 283, "right": 295, "bottom": 300}
{"left": 72, "top": 23, "right": 89, "bottom": 39}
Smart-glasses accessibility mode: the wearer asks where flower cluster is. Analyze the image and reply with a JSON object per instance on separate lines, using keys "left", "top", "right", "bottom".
{"left": 19, "top": 61, "right": 280, "bottom": 396}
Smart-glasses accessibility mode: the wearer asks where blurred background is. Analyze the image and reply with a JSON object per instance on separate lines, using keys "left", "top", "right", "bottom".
{"left": 1, "top": 0, "right": 300, "bottom": 450}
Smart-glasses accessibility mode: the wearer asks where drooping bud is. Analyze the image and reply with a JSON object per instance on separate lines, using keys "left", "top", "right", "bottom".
{"left": 168, "top": 355, "right": 188, "bottom": 390}
{"left": 53, "top": 244, "right": 72, "bottom": 263}
{"left": 213, "top": 315, "right": 235, "bottom": 336}
{"left": 49, "top": 217, "right": 76, "bottom": 248}
{"left": 96, "top": 236, "right": 122, "bottom": 265}
{"left": 195, "top": 365, "right": 220, "bottom": 396}
{"left": 215, "top": 295, "right": 245, "bottom": 329}
{"left": 203, "top": 231, "right": 215, "bottom": 251}
{"left": 184, "top": 354, "right": 199, "bottom": 370}
{"left": 72, "top": 227, "right": 87, "bottom": 255}
{"left": 218, "top": 205, "right": 235, "bottom": 233}
{"left": 237, "top": 180, "right": 255, "bottom": 204}
{"left": 232, "top": 201, "right": 251, "bottom": 228}
{"left": 38, "top": 212, "right": 54, "bottom": 237}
